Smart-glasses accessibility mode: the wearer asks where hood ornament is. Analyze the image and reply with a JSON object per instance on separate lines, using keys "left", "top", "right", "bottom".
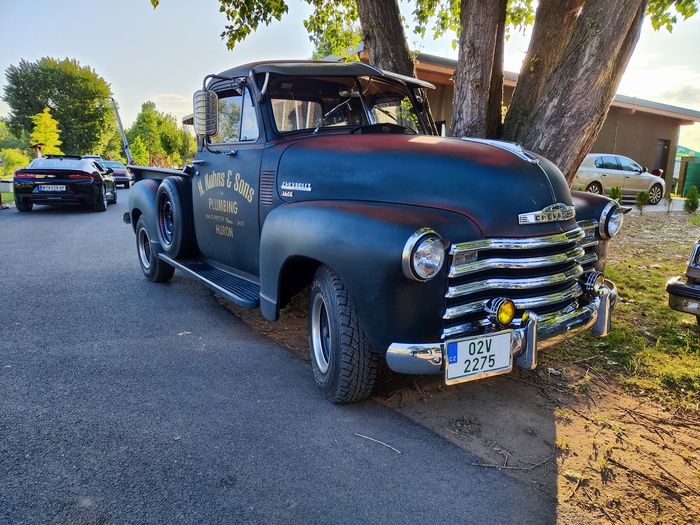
{"left": 518, "top": 203, "right": 575, "bottom": 225}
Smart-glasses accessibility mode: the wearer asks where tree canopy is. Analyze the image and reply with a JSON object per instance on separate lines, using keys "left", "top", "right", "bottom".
{"left": 126, "top": 101, "right": 196, "bottom": 167}
{"left": 2, "top": 57, "right": 113, "bottom": 156}
{"left": 152, "top": 0, "right": 698, "bottom": 181}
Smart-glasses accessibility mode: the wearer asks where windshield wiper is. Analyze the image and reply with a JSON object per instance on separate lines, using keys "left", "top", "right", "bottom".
{"left": 313, "top": 99, "right": 353, "bottom": 134}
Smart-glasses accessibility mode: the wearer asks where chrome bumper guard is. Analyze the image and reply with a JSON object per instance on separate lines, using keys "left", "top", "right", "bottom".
{"left": 667, "top": 277, "right": 700, "bottom": 316}
{"left": 385, "top": 280, "right": 617, "bottom": 376}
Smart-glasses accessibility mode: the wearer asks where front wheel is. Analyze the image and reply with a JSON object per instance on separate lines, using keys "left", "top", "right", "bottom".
{"left": 649, "top": 184, "right": 663, "bottom": 205}
{"left": 136, "top": 216, "right": 175, "bottom": 282}
{"left": 308, "top": 265, "right": 378, "bottom": 403}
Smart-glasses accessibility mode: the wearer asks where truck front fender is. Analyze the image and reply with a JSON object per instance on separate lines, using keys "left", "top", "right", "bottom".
{"left": 259, "top": 201, "right": 482, "bottom": 354}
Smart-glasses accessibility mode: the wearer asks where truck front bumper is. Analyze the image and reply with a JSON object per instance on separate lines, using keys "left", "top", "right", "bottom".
{"left": 385, "top": 281, "right": 617, "bottom": 377}
{"left": 667, "top": 276, "right": 700, "bottom": 317}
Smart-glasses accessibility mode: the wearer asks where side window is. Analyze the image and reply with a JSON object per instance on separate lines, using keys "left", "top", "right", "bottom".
{"left": 595, "top": 156, "right": 619, "bottom": 170}
{"left": 211, "top": 87, "right": 259, "bottom": 144}
{"left": 619, "top": 157, "right": 641, "bottom": 172}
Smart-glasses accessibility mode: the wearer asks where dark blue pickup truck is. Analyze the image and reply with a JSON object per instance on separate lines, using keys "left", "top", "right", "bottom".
{"left": 124, "top": 60, "right": 625, "bottom": 403}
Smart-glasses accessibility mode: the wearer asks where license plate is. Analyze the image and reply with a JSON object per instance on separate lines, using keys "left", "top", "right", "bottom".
{"left": 445, "top": 331, "right": 513, "bottom": 385}
{"left": 39, "top": 185, "right": 66, "bottom": 192}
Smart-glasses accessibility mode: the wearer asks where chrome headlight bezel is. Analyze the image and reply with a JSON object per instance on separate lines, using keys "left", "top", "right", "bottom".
{"left": 599, "top": 201, "right": 624, "bottom": 239}
{"left": 402, "top": 228, "right": 449, "bottom": 282}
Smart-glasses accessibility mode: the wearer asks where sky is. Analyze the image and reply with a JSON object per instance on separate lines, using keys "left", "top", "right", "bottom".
{"left": 1, "top": 0, "right": 699, "bottom": 150}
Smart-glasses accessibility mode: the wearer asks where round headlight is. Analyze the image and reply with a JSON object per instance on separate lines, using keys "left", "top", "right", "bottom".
{"left": 600, "top": 202, "right": 624, "bottom": 239}
{"left": 402, "top": 229, "right": 448, "bottom": 281}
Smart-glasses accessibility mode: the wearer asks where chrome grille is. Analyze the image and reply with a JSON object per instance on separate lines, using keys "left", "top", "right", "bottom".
{"left": 443, "top": 223, "right": 598, "bottom": 340}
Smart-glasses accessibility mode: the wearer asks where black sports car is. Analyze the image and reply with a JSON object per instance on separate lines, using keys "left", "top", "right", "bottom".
{"left": 13, "top": 155, "right": 117, "bottom": 212}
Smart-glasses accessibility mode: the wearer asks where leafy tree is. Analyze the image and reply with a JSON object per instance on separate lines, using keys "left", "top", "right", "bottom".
{"left": 29, "top": 108, "right": 63, "bottom": 155}
{"left": 0, "top": 118, "right": 29, "bottom": 151}
{"left": 126, "top": 101, "right": 196, "bottom": 167}
{"left": 129, "top": 135, "right": 149, "bottom": 166}
{"left": 0, "top": 148, "right": 31, "bottom": 177}
{"left": 2, "top": 57, "right": 112, "bottom": 156}
{"left": 151, "top": 0, "right": 698, "bottom": 182}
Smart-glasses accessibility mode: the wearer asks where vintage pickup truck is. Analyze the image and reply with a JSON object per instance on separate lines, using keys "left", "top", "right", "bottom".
{"left": 124, "top": 60, "right": 625, "bottom": 403}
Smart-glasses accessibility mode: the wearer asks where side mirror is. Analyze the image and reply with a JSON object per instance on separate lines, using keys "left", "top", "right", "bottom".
{"left": 193, "top": 89, "right": 218, "bottom": 137}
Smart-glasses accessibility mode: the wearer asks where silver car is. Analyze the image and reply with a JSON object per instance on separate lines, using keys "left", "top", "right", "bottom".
{"left": 572, "top": 153, "right": 666, "bottom": 204}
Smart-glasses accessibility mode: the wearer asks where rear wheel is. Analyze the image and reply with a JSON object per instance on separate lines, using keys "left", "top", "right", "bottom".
{"left": 156, "top": 176, "right": 198, "bottom": 258}
{"left": 15, "top": 199, "right": 32, "bottom": 212}
{"left": 308, "top": 265, "right": 378, "bottom": 403}
{"left": 649, "top": 184, "right": 663, "bottom": 205}
{"left": 94, "top": 185, "right": 107, "bottom": 212}
{"left": 136, "top": 216, "right": 175, "bottom": 282}
{"left": 586, "top": 182, "right": 603, "bottom": 195}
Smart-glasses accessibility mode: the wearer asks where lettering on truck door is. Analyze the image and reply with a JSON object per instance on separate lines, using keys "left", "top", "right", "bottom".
{"left": 192, "top": 85, "right": 263, "bottom": 276}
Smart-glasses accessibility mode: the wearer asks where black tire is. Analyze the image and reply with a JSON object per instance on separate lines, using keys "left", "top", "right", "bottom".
{"left": 123, "top": 181, "right": 131, "bottom": 189}
{"left": 586, "top": 182, "right": 603, "bottom": 195}
{"left": 649, "top": 184, "right": 663, "bottom": 205}
{"left": 308, "top": 265, "right": 378, "bottom": 403}
{"left": 156, "top": 176, "right": 198, "bottom": 258}
{"left": 136, "top": 216, "right": 175, "bottom": 282}
{"left": 94, "top": 185, "right": 107, "bottom": 212}
{"left": 16, "top": 200, "right": 32, "bottom": 212}
{"left": 109, "top": 185, "right": 118, "bottom": 204}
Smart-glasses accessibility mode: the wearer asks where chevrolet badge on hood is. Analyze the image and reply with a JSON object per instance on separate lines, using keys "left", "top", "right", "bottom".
{"left": 518, "top": 203, "right": 575, "bottom": 225}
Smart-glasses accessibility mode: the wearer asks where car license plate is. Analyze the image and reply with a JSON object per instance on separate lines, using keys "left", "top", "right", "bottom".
{"left": 445, "top": 331, "right": 513, "bottom": 385}
{"left": 39, "top": 185, "right": 66, "bottom": 192}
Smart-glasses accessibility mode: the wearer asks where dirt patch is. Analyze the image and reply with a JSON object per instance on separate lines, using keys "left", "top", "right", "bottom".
{"left": 219, "top": 209, "right": 700, "bottom": 524}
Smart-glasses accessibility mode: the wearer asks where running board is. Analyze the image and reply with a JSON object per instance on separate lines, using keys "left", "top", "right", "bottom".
{"left": 159, "top": 254, "right": 260, "bottom": 309}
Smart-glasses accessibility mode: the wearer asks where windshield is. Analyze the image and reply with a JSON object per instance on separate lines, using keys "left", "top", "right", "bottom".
{"left": 266, "top": 74, "right": 425, "bottom": 134}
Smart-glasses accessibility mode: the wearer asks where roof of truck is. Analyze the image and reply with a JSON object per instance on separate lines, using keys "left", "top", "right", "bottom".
{"left": 211, "top": 60, "right": 435, "bottom": 90}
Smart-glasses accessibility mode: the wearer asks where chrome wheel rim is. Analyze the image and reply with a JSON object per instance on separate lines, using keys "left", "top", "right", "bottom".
{"left": 311, "top": 294, "right": 331, "bottom": 374}
{"left": 138, "top": 227, "right": 152, "bottom": 270}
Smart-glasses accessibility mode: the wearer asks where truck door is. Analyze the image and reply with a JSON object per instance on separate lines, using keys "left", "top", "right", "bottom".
{"left": 191, "top": 84, "right": 263, "bottom": 277}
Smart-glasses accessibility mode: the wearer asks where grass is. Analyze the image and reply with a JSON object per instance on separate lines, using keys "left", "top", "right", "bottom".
{"left": 542, "top": 218, "right": 700, "bottom": 410}
{"left": 0, "top": 191, "right": 13, "bottom": 205}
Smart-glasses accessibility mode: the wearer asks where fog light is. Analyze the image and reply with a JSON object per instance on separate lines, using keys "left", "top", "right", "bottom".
{"left": 583, "top": 272, "right": 606, "bottom": 294}
{"left": 486, "top": 298, "right": 516, "bottom": 327}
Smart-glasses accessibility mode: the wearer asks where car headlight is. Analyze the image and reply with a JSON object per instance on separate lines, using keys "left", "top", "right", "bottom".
{"left": 599, "top": 202, "right": 624, "bottom": 239}
{"left": 402, "top": 229, "right": 449, "bottom": 281}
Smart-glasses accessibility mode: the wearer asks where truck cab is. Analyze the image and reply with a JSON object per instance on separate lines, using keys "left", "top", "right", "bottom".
{"left": 125, "top": 61, "right": 625, "bottom": 403}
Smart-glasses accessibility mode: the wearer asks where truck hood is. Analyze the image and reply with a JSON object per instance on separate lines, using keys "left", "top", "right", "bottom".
{"left": 274, "top": 133, "right": 576, "bottom": 238}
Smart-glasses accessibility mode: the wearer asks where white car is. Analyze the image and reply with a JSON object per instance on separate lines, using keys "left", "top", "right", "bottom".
{"left": 572, "top": 153, "right": 666, "bottom": 204}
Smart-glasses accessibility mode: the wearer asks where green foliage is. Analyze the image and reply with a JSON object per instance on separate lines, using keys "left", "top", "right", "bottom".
{"left": 609, "top": 186, "right": 622, "bottom": 202}
{"left": 0, "top": 148, "right": 31, "bottom": 177}
{"left": 0, "top": 118, "right": 29, "bottom": 150}
{"left": 126, "top": 101, "right": 195, "bottom": 167}
{"left": 635, "top": 191, "right": 650, "bottom": 214}
{"left": 2, "top": 57, "right": 112, "bottom": 155}
{"left": 29, "top": 108, "right": 63, "bottom": 155}
{"left": 647, "top": 0, "right": 699, "bottom": 31}
{"left": 305, "top": 0, "right": 361, "bottom": 58}
{"left": 685, "top": 185, "right": 699, "bottom": 213}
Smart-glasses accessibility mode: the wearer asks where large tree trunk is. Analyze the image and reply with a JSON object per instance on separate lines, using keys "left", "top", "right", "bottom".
{"left": 485, "top": 0, "right": 507, "bottom": 139}
{"left": 356, "top": 0, "right": 437, "bottom": 134}
{"left": 517, "top": 0, "right": 646, "bottom": 182}
{"left": 501, "top": 0, "right": 584, "bottom": 143}
{"left": 356, "top": 0, "right": 415, "bottom": 77}
{"left": 451, "top": 0, "right": 504, "bottom": 138}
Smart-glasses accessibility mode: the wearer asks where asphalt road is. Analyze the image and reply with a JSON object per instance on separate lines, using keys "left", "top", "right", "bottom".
{"left": 0, "top": 190, "right": 556, "bottom": 524}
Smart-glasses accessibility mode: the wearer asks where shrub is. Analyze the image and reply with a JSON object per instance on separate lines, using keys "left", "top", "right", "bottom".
{"left": 609, "top": 186, "right": 622, "bottom": 202}
{"left": 685, "top": 186, "right": 699, "bottom": 214}
{"left": 635, "top": 191, "right": 650, "bottom": 215}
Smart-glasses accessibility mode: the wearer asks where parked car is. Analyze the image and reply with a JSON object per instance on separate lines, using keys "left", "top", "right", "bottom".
{"left": 101, "top": 160, "right": 133, "bottom": 188}
{"left": 667, "top": 238, "right": 700, "bottom": 325}
{"left": 571, "top": 153, "right": 665, "bottom": 204}
{"left": 13, "top": 155, "right": 117, "bottom": 212}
